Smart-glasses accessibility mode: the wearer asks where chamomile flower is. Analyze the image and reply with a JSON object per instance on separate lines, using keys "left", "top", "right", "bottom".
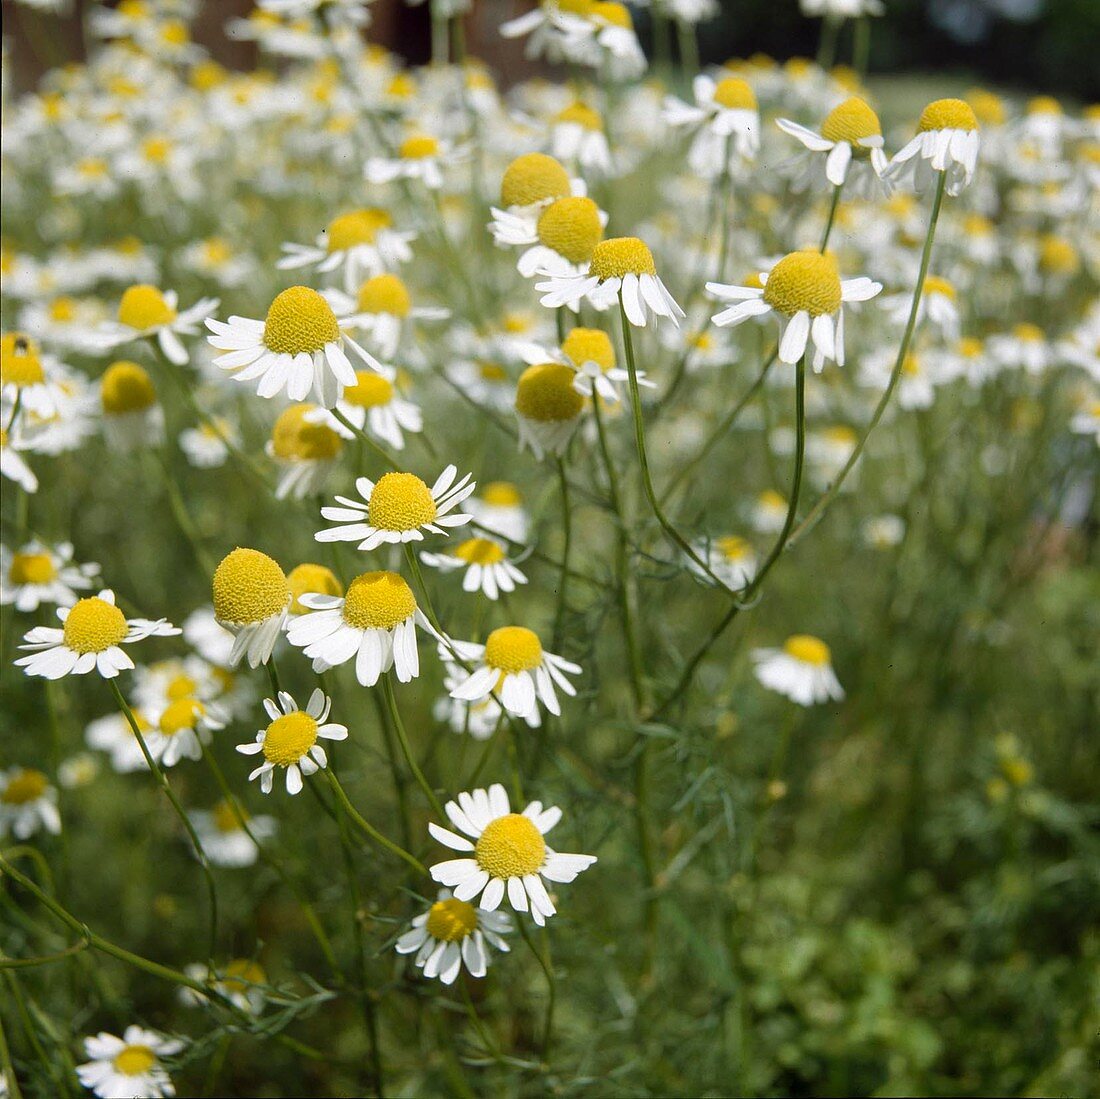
{"left": 690, "top": 535, "right": 757, "bottom": 590}
{"left": 86, "top": 284, "right": 218, "bottom": 366}
{"left": 181, "top": 959, "right": 269, "bottom": 1014}
{"left": 1, "top": 332, "right": 55, "bottom": 415}
{"left": 708, "top": 250, "right": 881, "bottom": 369}
{"left": 863, "top": 514, "right": 906, "bottom": 549}
{"left": 428, "top": 783, "right": 596, "bottom": 924}
{"left": 577, "top": 2, "right": 647, "bottom": 81}
{"left": 500, "top": 1, "right": 596, "bottom": 63}
{"left": 205, "top": 285, "right": 381, "bottom": 408}
{"left": 365, "top": 132, "right": 459, "bottom": 190}
{"left": 286, "top": 570, "right": 428, "bottom": 685}
{"left": 85, "top": 708, "right": 156, "bottom": 773}
{"left": 662, "top": 75, "right": 760, "bottom": 178}
{"left": 15, "top": 589, "right": 178, "bottom": 680}
{"left": 489, "top": 152, "right": 575, "bottom": 239}
{"left": 189, "top": 801, "right": 277, "bottom": 868}
{"left": 887, "top": 98, "right": 981, "bottom": 196}
{"left": 395, "top": 889, "right": 512, "bottom": 985}
{"left": 447, "top": 625, "right": 581, "bottom": 720}
{"left": 315, "top": 467, "right": 475, "bottom": 551}
{"left": 989, "top": 323, "right": 1055, "bottom": 375}
{"left": 0, "top": 768, "right": 61, "bottom": 840}
{"left": 211, "top": 547, "right": 291, "bottom": 669}
{"left": 491, "top": 194, "right": 606, "bottom": 281}
{"left": 545, "top": 324, "right": 653, "bottom": 401}
{"left": 1, "top": 541, "right": 99, "bottom": 612}
{"left": 514, "top": 361, "right": 585, "bottom": 459}
{"left": 751, "top": 489, "right": 789, "bottom": 533}
{"left": 1070, "top": 398, "right": 1100, "bottom": 444}
{"left": 179, "top": 416, "right": 240, "bottom": 469}
{"left": 420, "top": 537, "right": 528, "bottom": 600}
{"left": 182, "top": 606, "right": 235, "bottom": 667}
{"left": 278, "top": 208, "right": 415, "bottom": 291}
{"left": 537, "top": 236, "right": 685, "bottom": 328}
{"left": 236, "top": 689, "right": 347, "bottom": 795}
{"left": 882, "top": 275, "right": 960, "bottom": 340}
{"left": 178, "top": 238, "right": 254, "bottom": 289}
{"left": 752, "top": 634, "right": 845, "bottom": 705}
{"left": 329, "top": 275, "right": 450, "bottom": 360}
{"left": 551, "top": 102, "right": 613, "bottom": 175}
{"left": 777, "top": 96, "right": 890, "bottom": 196}
{"left": 266, "top": 403, "right": 344, "bottom": 501}
{"left": 143, "top": 696, "right": 227, "bottom": 768}
{"left": 468, "top": 482, "right": 530, "bottom": 543}
{"left": 99, "top": 361, "right": 165, "bottom": 452}
{"left": 859, "top": 349, "right": 940, "bottom": 409}
{"left": 76, "top": 1027, "right": 182, "bottom": 1099}
{"left": 0, "top": 425, "right": 38, "bottom": 492}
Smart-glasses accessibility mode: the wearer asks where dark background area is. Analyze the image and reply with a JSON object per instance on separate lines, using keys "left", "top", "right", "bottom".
{"left": 2, "top": 0, "right": 1097, "bottom": 100}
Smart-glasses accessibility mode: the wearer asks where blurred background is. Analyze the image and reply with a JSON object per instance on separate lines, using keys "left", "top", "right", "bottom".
{"left": 3, "top": 0, "right": 1099, "bottom": 100}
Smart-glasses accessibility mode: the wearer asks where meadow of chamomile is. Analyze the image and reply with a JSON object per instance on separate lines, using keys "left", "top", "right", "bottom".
{"left": 1, "top": 1, "right": 1098, "bottom": 1096}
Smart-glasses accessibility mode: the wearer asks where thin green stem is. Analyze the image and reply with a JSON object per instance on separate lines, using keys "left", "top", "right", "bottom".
{"left": 517, "top": 920, "right": 556, "bottom": 1065}
{"left": 381, "top": 672, "right": 445, "bottom": 819}
{"left": 330, "top": 407, "right": 401, "bottom": 471}
{"left": 820, "top": 181, "right": 844, "bottom": 251}
{"left": 324, "top": 769, "right": 428, "bottom": 876}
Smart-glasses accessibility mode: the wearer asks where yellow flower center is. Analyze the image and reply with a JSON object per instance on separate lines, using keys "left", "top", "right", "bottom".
{"left": 212, "top": 799, "right": 246, "bottom": 832}
{"left": 287, "top": 563, "right": 342, "bottom": 615}
{"left": 356, "top": 274, "right": 411, "bottom": 317}
{"left": 341, "top": 571, "right": 417, "bottom": 630}
{"left": 159, "top": 698, "right": 204, "bottom": 736}
{"left": 502, "top": 312, "right": 532, "bottom": 334}
{"left": 475, "top": 813, "right": 546, "bottom": 879}
{"left": 515, "top": 363, "right": 584, "bottom": 423}
{"left": 593, "top": 0, "right": 631, "bottom": 26}
{"left": 759, "top": 489, "right": 785, "bottom": 508}
{"left": 554, "top": 101, "right": 602, "bottom": 130}
{"left": 482, "top": 482, "right": 521, "bottom": 507}
{"left": 957, "top": 337, "right": 983, "bottom": 358}
{"left": 222, "top": 959, "right": 266, "bottom": 994}
{"left": 326, "top": 208, "right": 391, "bottom": 252}
{"left": 824, "top": 425, "right": 857, "bottom": 445}
{"left": 1, "top": 333, "right": 44, "bottom": 388}
{"left": 1039, "top": 236, "right": 1078, "bottom": 275}
{"left": 190, "top": 60, "right": 227, "bottom": 91}
{"left": 366, "top": 472, "right": 437, "bottom": 531}
{"left": 536, "top": 197, "right": 603, "bottom": 264}
{"left": 263, "top": 286, "right": 340, "bottom": 355}
{"left": 783, "top": 634, "right": 831, "bottom": 666}
{"left": 263, "top": 710, "right": 318, "bottom": 766}
{"left": 77, "top": 157, "right": 108, "bottom": 179}
{"left": 454, "top": 538, "right": 505, "bottom": 566}
{"left": 561, "top": 327, "right": 614, "bottom": 371}
{"left": 589, "top": 236, "right": 656, "bottom": 280}
{"left": 117, "top": 284, "right": 176, "bottom": 330}
{"left": 101, "top": 361, "right": 157, "bottom": 414}
{"left": 918, "top": 98, "right": 979, "bottom": 133}
{"left": 902, "top": 354, "right": 922, "bottom": 376}
{"left": 426, "top": 896, "right": 479, "bottom": 941}
{"left": 712, "top": 77, "right": 756, "bottom": 111}
{"left": 160, "top": 20, "right": 189, "bottom": 46}
{"left": 1027, "top": 95, "right": 1061, "bottom": 117}
{"left": 922, "top": 275, "right": 955, "bottom": 300}
{"left": 112, "top": 1046, "right": 157, "bottom": 1077}
{"left": 820, "top": 96, "right": 881, "bottom": 145}
{"left": 399, "top": 134, "right": 440, "bottom": 160}
{"left": 2, "top": 769, "right": 48, "bottom": 805}
{"left": 10, "top": 551, "right": 56, "bottom": 585}
{"left": 166, "top": 673, "right": 197, "bottom": 700}
{"left": 484, "top": 625, "right": 543, "bottom": 674}
{"left": 62, "top": 597, "right": 129, "bottom": 654}
{"left": 270, "top": 404, "right": 343, "bottom": 462}
{"left": 50, "top": 298, "right": 75, "bottom": 323}
{"left": 1013, "top": 323, "right": 1044, "bottom": 343}
{"left": 966, "top": 89, "right": 1005, "bottom": 127}
{"left": 763, "top": 251, "right": 841, "bottom": 317}
{"left": 142, "top": 137, "right": 172, "bottom": 164}
{"left": 386, "top": 72, "right": 416, "bottom": 98}
{"left": 341, "top": 371, "right": 396, "bottom": 410}
{"left": 478, "top": 361, "right": 508, "bottom": 381}
{"left": 500, "top": 152, "right": 571, "bottom": 208}
{"left": 212, "top": 547, "right": 289, "bottom": 625}
{"left": 716, "top": 535, "right": 750, "bottom": 561}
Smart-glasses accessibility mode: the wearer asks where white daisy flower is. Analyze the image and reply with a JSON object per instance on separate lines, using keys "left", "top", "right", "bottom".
{"left": 863, "top": 514, "right": 906, "bottom": 549}
{"left": 311, "top": 367, "right": 422, "bottom": 451}
{"left": 882, "top": 275, "right": 959, "bottom": 341}
{"left": 447, "top": 625, "right": 581, "bottom": 721}
{"left": 181, "top": 958, "right": 269, "bottom": 1014}
{"left": 428, "top": 783, "right": 596, "bottom": 925}
{"left": 489, "top": 194, "right": 607, "bottom": 282}
{"left": 285, "top": 570, "right": 428, "bottom": 686}
{"left": 266, "top": 404, "right": 345, "bottom": 502}
{"left": 690, "top": 535, "right": 757, "bottom": 590}
{"left": 859, "top": 348, "right": 940, "bottom": 409}
{"left": 179, "top": 415, "right": 240, "bottom": 469}
{"left": 99, "top": 360, "right": 165, "bottom": 452}
{"left": 662, "top": 74, "right": 760, "bottom": 178}
{"left": 777, "top": 96, "right": 890, "bottom": 196}
{"left": 189, "top": 801, "right": 277, "bottom": 868}
{"left": 0, "top": 422, "right": 39, "bottom": 492}
{"left": 327, "top": 275, "right": 450, "bottom": 360}
{"left": 76, "top": 1026, "right": 182, "bottom": 1099}
{"left": 752, "top": 634, "right": 845, "bottom": 706}
{"left": 708, "top": 249, "right": 882, "bottom": 370}
{"left": 1, "top": 331, "right": 57, "bottom": 416}
{"left": 420, "top": 537, "right": 528, "bottom": 601}
{"left": 751, "top": 489, "right": 789, "bottom": 533}
{"left": 1, "top": 540, "right": 99, "bottom": 612}
{"left": 365, "top": 132, "right": 462, "bottom": 191}
{"left": 468, "top": 482, "right": 530, "bottom": 544}
{"left": 84, "top": 284, "right": 218, "bottom": 366}
{"left": 182, "top": 606, "right": 236, "bottom": 667}
{"left": 236, "top": 688, "right": 347, "bottom": 796}
{"left": 86, "top": 709, "right": 157, "bottom": 774}
{"left": 500, "top": 2, "right": 595, "bottom": 64}
{"left": 211, "top": 548, "right": 291, "bottom": 670}
{"left": 537, "top": 236, "right": 685, "bottom": 328}
{"left": 143, "top": 696, "right": 228, "bottom": 768}
{"left": 205, "top": 285, "right": 381, "bottom": 409}
{"left": 434, "top": 670, "right": 533, "bottom": 739}
{"left": 550, "top": 102, "right": 613, "bottom": 175}
{"left": 396, "top": 888, "right": 512, "bottom": 985}
{"left": 315, "top": 466, "right": 475, "bottom": 552}
{"left": 988, "top": 323, "right": 1055, "bottom": 376}
{"left": 1070, "top": 398, "right": 1100, "bottom": 444}
{"left": 523, "top": 325, "right": 654, "bottom": 403}
{"left": 514, "top": 362, "right": 586, "bottom": 460}
{"left": 15, "top": 589, "right": 178, "bottom": 680}
{"left": 887, "top": 98, "right": 981, "bottom": 197}
{"left": 0, "top": 768, "right": 61, "bottom": 840}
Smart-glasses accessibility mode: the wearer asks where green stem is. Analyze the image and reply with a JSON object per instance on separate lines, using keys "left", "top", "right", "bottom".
{"left": 381, "top": 672, "right": 444, "bottom": 819}
{"left": 324, "top": 769, "right": 428, "bottom": 876}
{"left": 820, "top": 181, "right": 844, "bottom": 252}
{"left": 551, "top": 458, "right": 572, "bottom": 652}
{"left": 330, "top": 407, "right": 401, "bottom": 471}
{"left": 518, "top": 920, "right": 556, "bottom": 1065}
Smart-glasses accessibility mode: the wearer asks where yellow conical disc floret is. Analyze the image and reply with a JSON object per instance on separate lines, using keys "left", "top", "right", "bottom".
{"left": 118, "top": 284, "right": 176, "bottom": 330}
{"left": 270, "top": 404, "right": 343, "bottom": 461}
{"left": 918, "top": 98, "right": 979, "bottom": 133}
{"left": 2, "top": 768, "right": 49, "bottom": 804}
{"left": 713, "top": 77, "right": 756, "bottom": 111}
{"left": 399, "top": 134, "right": 440, "bottom": 160}
{"left": 484, "top": 625, "right": 543, "bottom": 673}
{"left": 1, "top": 333, "right": 44, "bottom": 388}
{"left": 112, "top": 1046, "right": 157, "bottom": 1078}
{"left": 454, "top": 538, "right": 506, "bottom": 565}
{"left": 562, "top": 327, "right": 615, "bottom": 371}
{"left": 1013, "top": 323, "right": 1044, "bottom": 342}
{"left": 589, "top": 237, "right": 656, "bottom": 280}
{"left": 820, "top": 97, "right": 881, "bottom": 146}
{"left": 326, "top": 208, "right": 391, "bottom": 252}
{"left": 368, "top": 472, "right": 437, "bottom": 530}
{"left": 287, "top": 563, "right": 342, "bottom": 614}
{"left": 63, "top": 597, "right": 129, "bottom": 653}
{"left": 515, "top": 363, "right": 584, "bottom": 423}
{"left": 763, "top": 251, "right": 841, "bottom": 317}
{"left": 783, "top": 634, "right": 831, "bottom": 666}
{"left": 536, "top": 197, "right": 603, "bottom": 264}
{"left": 592, "top": 1, "right": 631, "bottom": 29}
{"left": 554, "top": 101, "right": 602, "bottom": 130}
{"left": 923, "top": 275, "right": 955, "bottom": 299}
{"left": 263, "top": 710, "right": 318, "bottom": 766}
{"left": 263, "top": 287, "right": 340, "bottom": 355}
{"left": 212, "top": 799, "right": 246, "bottom": 832}
{"left": 212, "top": 548, "right": 289, "bottom": 625}
{"left": 159, "top": 698, "right": 204, "bottom": 735}
{"left": 1039, "top": 235, "right": 1079, "bottom": 275}
{"left": 341, "top": 571, "right": 417, "bottom": 630}
{"left": 482, "top": 482, "right": 521, "bottom": 507}
{"left": 101, "top": 361, "right": 157, "bottom": 414}
{"left": 716, "top": 535, "right": 751, "bottom": 561}
{"left": 426, "top": 897, "right": 479, "bottom": 941}
{"left": 356, "top": 274, "right": 411, "bottom": 317}
{"left": 10, "top": 551, "right": 55, "bottom": 584}
{"left": 501, "top": 152, "right": 571, "bottom": 208}
{"left": 965, "top": 89, "right": 1005, "bottom": 126}
{"left": 342, "top": 371, "right": 395, "bottom": 408}
{"left": 475, "top": 813, "right": 546, "bottom": 878}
